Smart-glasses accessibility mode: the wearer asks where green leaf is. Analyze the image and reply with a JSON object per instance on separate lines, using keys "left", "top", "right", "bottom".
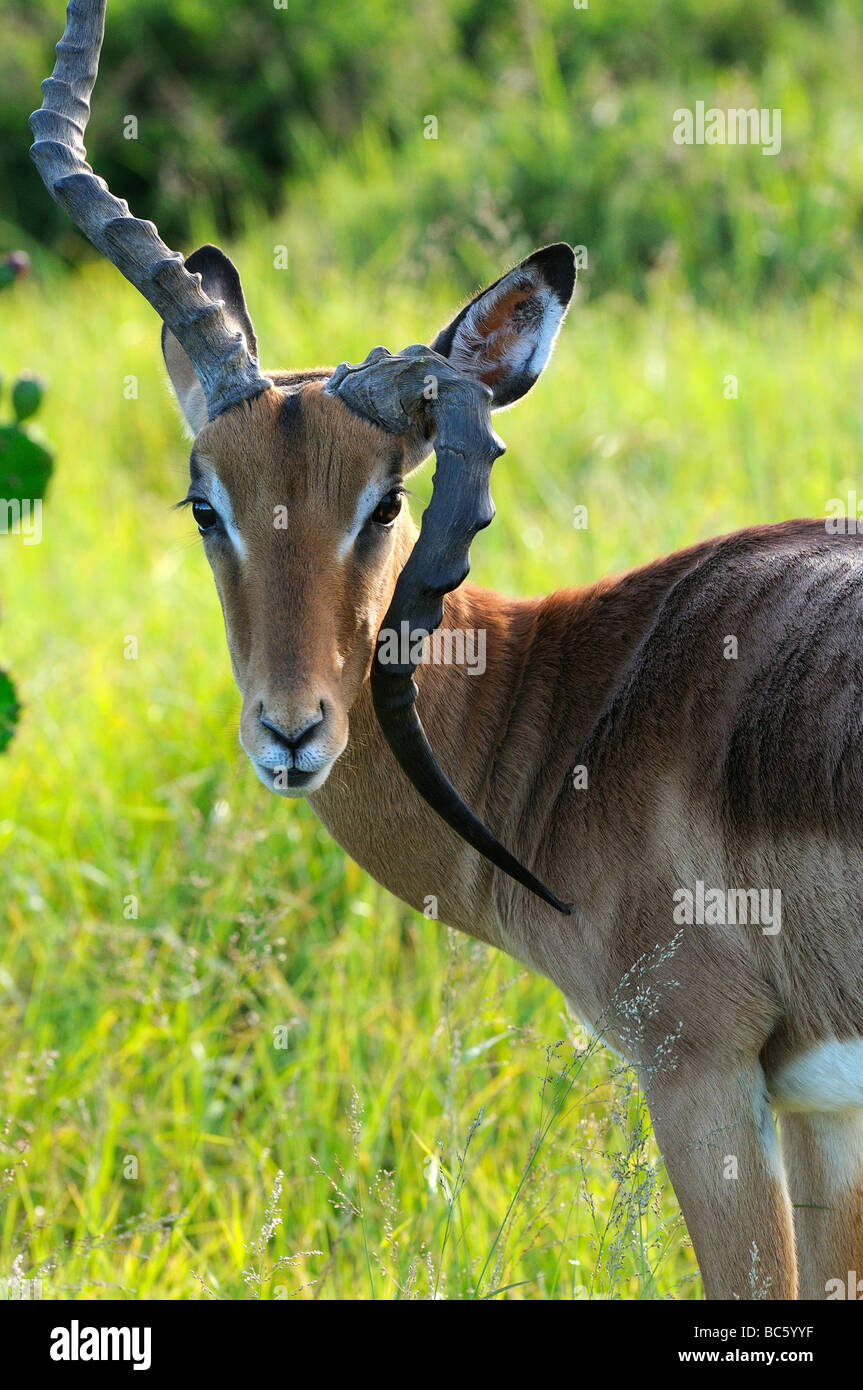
{"left": 0, "top": 669, "right": 20, "bottom": 753}
{"left": 0, "top": 424, "right": 53, "bottom": 505}
{"left": 11, "top": 375, "right": 45, "bottom": 423}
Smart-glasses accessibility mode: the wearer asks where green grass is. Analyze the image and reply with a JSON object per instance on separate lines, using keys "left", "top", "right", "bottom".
{"left": 0, "top": 246, "right": 861, "bottom": 1298}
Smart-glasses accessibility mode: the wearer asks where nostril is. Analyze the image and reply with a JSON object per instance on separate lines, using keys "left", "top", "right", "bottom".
{"left": 260, "top": 702, "right": 325, "bottom": 751}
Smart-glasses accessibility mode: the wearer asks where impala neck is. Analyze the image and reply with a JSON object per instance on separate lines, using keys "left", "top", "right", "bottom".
{"left": 310, "top": 580, "right": 532, "bottom": 944}
{"left": 308, "top": 523, "right": 673, "bottom": 949}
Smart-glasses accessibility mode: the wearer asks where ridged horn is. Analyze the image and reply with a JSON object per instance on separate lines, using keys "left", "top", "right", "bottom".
{"left": 29, "top": 0, "right": 270, "bottom": 419}
{"left": 326, "top": 345, "right": 573, "bottom": 915}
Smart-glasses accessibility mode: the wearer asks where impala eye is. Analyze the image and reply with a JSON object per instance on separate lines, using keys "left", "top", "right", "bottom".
{"left": 371, "top": 490, "right": 403, "bottom": 527}
{"left": 192, "top": 500, "right": 218, "bottom": 533}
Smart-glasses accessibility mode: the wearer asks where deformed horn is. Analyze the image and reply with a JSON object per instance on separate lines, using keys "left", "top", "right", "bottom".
{"left": 29, "top": 0, "right": 269, "bottom": 419}
{"left": 326, "top": 346, "right": 573, "bottom": 915}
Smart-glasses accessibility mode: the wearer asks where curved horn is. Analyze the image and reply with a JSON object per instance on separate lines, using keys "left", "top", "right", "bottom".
{"left": 29, "top": 0, "right": 269, "bottom": 419}
{"left": 326, "top": 346, "right": 573, "bottom": 915}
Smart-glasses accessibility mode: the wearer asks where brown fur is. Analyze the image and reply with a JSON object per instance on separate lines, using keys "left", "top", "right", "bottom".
{"left": 184, "top": 376, "right": 863, "bottom": 1300}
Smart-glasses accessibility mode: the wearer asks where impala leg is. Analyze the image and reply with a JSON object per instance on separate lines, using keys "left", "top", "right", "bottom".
{"left": 647, "top": 1064, "right": 797, "bottom": 1299}
{"left": 780, "top": 1110, "right": 863, "bottom": 1300}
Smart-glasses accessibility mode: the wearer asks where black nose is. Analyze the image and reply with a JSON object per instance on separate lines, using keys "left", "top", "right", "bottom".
{"left": 260, "top": 702, "right": 325, "bottom": 752}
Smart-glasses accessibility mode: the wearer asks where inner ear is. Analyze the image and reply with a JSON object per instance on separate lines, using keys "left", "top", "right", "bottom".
{"left": 161, "top": 244, "right": 259, "bottom": 435}
{"left": 431, "top": 243, "right": 575, "bottom": 409}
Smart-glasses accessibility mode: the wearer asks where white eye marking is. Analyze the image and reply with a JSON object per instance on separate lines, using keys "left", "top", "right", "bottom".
{"left": 202, "top": 471, "right": 246, "bottom": 561}
{"left": 338, "top": 475, "right": 400, "bottom": 560}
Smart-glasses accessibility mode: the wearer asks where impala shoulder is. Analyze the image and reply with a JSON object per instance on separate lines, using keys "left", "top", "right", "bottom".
{"left": 577, "top": 520, "right": 863, "bottom": 753}
{"left": 622, "top": 518, "right": 863, "bottom": 656}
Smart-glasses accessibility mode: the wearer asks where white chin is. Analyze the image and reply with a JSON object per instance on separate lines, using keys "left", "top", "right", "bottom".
{"left": 251, "top": 759, "right": 332, "bottom": 798}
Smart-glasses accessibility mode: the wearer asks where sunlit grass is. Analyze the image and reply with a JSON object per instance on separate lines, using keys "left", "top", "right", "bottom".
{"left": 0, "top": 245, "right": 861, "bottom": 1297}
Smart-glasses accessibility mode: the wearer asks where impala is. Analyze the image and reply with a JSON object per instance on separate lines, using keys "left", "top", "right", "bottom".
{"left": 31, "top": 0, "right": 863, "bottom": 1300}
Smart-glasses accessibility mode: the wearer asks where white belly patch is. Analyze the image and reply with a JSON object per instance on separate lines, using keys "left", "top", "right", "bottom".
{"left": 769, "top": 1039, "right": 863, "bottom": 1113}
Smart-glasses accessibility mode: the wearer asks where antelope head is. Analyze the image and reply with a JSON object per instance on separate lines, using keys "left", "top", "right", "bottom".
{"left": 30, "top": 0, "right": 574, "bottom": 912}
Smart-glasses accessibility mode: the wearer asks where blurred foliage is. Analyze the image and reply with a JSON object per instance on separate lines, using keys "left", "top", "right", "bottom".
{"left": 2, "top": 0, "right": 862, "bottom": 302}
{"left": 0, "top": 251, "right": 53, "bottom": 754}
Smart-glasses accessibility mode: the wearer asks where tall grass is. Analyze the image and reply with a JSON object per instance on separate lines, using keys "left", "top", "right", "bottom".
{"left": 7, "top": 0, "right": 863, "bottom": 307}
{"left": 0, "top": 243, "right": 861, "bottom": 1297}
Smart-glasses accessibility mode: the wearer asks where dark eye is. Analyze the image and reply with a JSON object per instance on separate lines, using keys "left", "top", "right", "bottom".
{"left": 192, "top": 500, "right": 218, "bottom": 533}
{"left": 371, "top": 490, "right": 403, "bottom": 527}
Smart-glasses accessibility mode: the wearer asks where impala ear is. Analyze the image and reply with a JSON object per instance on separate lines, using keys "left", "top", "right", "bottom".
{"left": 431, "top": 243, "right": 575, "bottom": 409}
{"left": 162, "top": 245, "right": 259, "bottom": 434}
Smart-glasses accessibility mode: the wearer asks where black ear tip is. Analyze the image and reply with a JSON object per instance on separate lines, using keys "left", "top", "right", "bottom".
{"left": 179, "top": 244, "right": 258, "bottom": 358}
{"left": 185, "top": 243, "right": 249, "bottom": 297}
{"left": 185, "top": 243, "right": 229, "bottom": 272}
{"left": 184, "top": 244, "right": 243, "bottom": 294}
{"left": 524, "top": 242, "right": 576, "bottom": 307}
